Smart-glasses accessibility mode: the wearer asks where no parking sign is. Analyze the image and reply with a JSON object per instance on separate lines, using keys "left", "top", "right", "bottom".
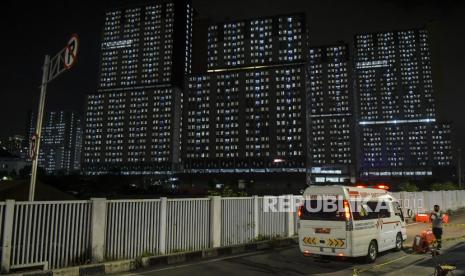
{"left": 63, "top": 34, "right": 79, "bottom": 69}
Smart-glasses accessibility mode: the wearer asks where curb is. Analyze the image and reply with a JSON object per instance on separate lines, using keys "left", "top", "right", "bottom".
{"left": 141, "top": 236, "right": 297, "bottom": 268}
{"left": 7, "top": 237, "right": 298, "bottom": 276}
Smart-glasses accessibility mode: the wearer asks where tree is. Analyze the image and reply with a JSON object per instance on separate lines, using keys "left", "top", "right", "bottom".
{"left": 0, "top": 170, "right": 8, "bottom": 178}
{"left": 398, "top": 182, "right": 419, "bottom": 192}
{"left": 207, "top": 185, "right": 247, "bottom": 197}
{"left": 431, "top": 182, "right": 458, "bottom": 191}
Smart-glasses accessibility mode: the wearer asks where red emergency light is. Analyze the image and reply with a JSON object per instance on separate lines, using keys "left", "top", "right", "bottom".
{"left": 354, "top": 183, "right": 389, "bottom": 190}
{"left": 376, "top": 184, "right": 390, "bottom": 190}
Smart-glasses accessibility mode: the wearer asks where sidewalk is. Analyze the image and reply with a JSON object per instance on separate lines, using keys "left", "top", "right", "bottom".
{"left": 384, "top": 241, "right": 465, "bottom": 276}
{"left": 405, "top": 211, "right": 465, "bottom": 246}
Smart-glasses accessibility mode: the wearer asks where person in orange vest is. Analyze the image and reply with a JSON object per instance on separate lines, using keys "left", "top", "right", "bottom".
{"left": 430, "top": 204, "right": 444, "bottom": 249}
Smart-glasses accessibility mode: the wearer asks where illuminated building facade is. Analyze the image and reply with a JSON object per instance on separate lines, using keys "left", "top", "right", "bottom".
{"left": 82, "top": 0, "right": 192, "bottom": 175}
{"left": 183, "top": 14, "right": 308, "bottom": 174}
{"left": 207, "top": 15, "right": 306, "bottom": 69}
{"left": 355, "top": 28, "right": 453, "bottom": 179}
{"left": 29, "top": 111, "right": 82, "bottom": 174}
{"left": 307, "top": 44, "right": 356, "bottom": 184}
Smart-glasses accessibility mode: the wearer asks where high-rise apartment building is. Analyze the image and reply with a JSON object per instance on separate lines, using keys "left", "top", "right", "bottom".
{"left": 183, "top": 14, "right": 308, "bottom": 176}
{"left": 307, "top": 44, "right": 356, "bottom": 184}
{"left": 98, "top": 0, "right": 192, "bottom": 88}
{"left": 82, "top": 0, "right": 193, "bottom": 175}
{"left": 354, "top": 28, "right": 453, "bottom": 179}
{"left": 29, "top": 111, "right": 82, "bottom": 174}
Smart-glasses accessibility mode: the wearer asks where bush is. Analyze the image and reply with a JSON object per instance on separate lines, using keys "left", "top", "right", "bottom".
{"left": 398, "top": 182, "right": 419, "bottom": 192}
{"left": 431, "top": 182, "right": 458, "bottom": 191}
{"left": 207, "top": 185, "right": 248, "bottom": 197}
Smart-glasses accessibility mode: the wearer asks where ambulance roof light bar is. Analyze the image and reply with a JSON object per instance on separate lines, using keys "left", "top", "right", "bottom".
{"left": 376, "top": 184, "right": 390, "bottom": 190}
{"left": 353, "top": 184, "right": 390, "bottom": 190}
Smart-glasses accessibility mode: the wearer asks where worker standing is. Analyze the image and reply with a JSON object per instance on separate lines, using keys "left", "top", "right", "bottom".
{"left": 430, "top": 204, "right": 444, "bottom": 249}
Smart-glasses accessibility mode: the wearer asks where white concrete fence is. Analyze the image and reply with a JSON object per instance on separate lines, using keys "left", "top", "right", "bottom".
{"left": 391, "top": 190, "right": 465, "bottom": 218}
{"left": 0, "top": 196, "right": 296, "bottom": 273}
{"left": 1, "top": 190, "right": 465, "bottom": 273}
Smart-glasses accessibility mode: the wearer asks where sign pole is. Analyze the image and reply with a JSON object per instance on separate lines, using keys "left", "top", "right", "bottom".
{"left": 29, "top": 55, "right": 50, "bottom": 201}
{"left": 28, "top": 33, "right": 78, "bottom": 201}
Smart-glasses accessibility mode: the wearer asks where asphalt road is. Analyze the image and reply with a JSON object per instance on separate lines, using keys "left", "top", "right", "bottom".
{"left": 116, "top": 213, "right": 465, "bottom": 276}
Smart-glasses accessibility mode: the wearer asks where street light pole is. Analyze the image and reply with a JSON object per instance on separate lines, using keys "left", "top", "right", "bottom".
{"left": 29, "top": 55, "right": 50, "bottom": 201}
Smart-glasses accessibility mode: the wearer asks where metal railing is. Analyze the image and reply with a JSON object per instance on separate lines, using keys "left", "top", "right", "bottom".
{"left": 221, "top": 197, "right": 256, "bottom": 246}
{"left": 10, "top": 201, "right": 92, "bottom": 270}
{"left": 105, "top": 199, "right": 161, "bottom": 260}
{"left": 258, "top": 197, "right": 287, "bottom": 237}
{"left": 166, "top": 198, "right": 210, "bottom": 253}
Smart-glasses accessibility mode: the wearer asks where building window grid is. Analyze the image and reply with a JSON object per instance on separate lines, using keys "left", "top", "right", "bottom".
{"left": 275, "top": 68, "right": 303, "bottom": 157}
{"left": 215, "top": 73, "right": 240, "bottom": 158}
{"left": 151, "top": 89, "right": 173, "bottom": 162}
{"left": 245, "top": 71, "right": 271, "bottom": 157}
{"left": 186, "top": 77, "right": 210, "bottom": 159}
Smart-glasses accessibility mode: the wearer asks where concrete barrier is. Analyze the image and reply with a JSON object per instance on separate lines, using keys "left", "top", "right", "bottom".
{"left": 4, "top": 237, "right": 297, "bottom": 276}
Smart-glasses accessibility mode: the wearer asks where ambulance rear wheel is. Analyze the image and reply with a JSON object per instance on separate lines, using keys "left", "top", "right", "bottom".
{"left": 395, "top": 233, "right": 403, "bottom": 251}
{"left": 366, "top": 240, "right": 377, "bottom": 263}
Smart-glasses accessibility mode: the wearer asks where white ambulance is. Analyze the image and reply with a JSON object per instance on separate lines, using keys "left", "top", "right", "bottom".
{"left": 297, "top": 185, "right": 407, "bottom": 262}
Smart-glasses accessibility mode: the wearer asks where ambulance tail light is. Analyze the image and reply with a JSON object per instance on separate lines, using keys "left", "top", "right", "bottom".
{"left": 297, "top": 204, "right": 303, "bottom": 219}
{"left": 343, "top": 200, "right": 353, "bottom": 231}
{"left": 343, "top": 200, "right": 351, "bottom": 221}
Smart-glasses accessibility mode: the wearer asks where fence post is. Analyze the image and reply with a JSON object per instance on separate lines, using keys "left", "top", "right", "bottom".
{"left": 159, "top": 197, "right": 167, "bottom": 254}
{"left": 458, "top": 191, "right": 461, "bottom": 208}
{"left": 422, "top": 191, "right": 430, "bottom": 212}
{"left": 90, "top": 198, "right": 107, "bottom": 263}
{"left": 399, "top": 192, "right": 405, "bottom": 216}
{"left": 448, "top": 191, "right": 455, "bottom": 210}
{"left": 287, "top": 195, "right": 295, "bottom": 237}
{"left": 209, "top": 196, "right": 221, "bottom": 248}
{"left": 461, "top": 191, "right": 464, "bottom": 208}
{"left": 440, "top": 191, "right": 447, "bottom": 211}
{"left": 459, "top": 191, "right": 463, "bottom": 208}
{"left": 253, "top": 196, "right": 259, "bottom": 239}
{"left": 456, "top": 190, "right": 460, "bottom": 210}
{"left": 1, "top": 200, "right": 15, "bottom": 273}
{"left": 457, "top": 190, "right": 463, "bottom": 209}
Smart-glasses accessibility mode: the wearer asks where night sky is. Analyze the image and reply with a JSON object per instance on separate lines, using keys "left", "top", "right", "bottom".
{"left": 2, "top": 0, "right": 464, "bottom": 150}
